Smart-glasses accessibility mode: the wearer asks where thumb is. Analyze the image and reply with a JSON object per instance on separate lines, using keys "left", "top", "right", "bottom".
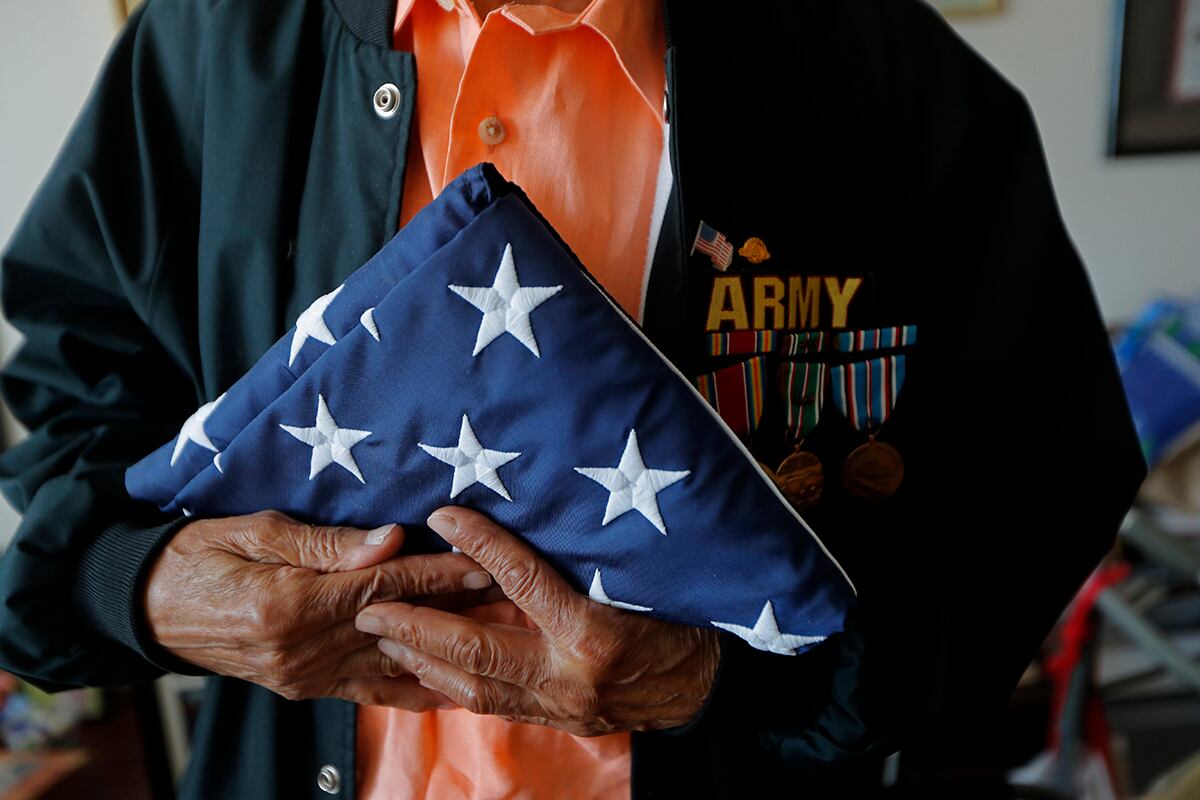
{"left": 225, "top": 510, "right": 405, "bottom": 572}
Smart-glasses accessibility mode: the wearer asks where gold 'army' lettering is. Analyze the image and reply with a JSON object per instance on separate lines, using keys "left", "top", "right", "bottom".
{"left": 705, "top": 275, "right": 864, "bottom": 331}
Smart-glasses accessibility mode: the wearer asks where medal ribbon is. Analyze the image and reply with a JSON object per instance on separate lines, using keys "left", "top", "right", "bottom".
{"left": 706, "top": 330, "right": 779, "bottom": 356}
{"left": 693, "top": 355, "right": 768, "bottom": 437}
{"left": 779, "top": 360, "right": 825, "bottom": 442}
{"left": 780, "top": 331, "right": 826, "bottom": 358}
{"left": 706, "top": 331, "right": 826, "bottom": 357}
{"left": 830, "top": 355, "right": 907, "bottom": 432}
{"left": 834, "top": 324, "right": 917, "bottom": 353}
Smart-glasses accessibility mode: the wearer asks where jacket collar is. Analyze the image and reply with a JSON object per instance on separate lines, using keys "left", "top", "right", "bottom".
{"left": 331, "top": 0, "right": 399, "bottom": 47}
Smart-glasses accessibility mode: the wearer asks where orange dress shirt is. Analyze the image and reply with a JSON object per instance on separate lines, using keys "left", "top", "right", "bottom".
{"left": 355, "top": 1, "right": 668, "bottom": 798}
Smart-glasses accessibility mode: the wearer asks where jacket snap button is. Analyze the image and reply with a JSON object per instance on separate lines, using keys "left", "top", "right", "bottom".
{"left": 373, "top": 83, "right": 401, "bottom": 120}
{"left": 317, "top": 764, "right": 341, "bottom": 794}
{"left": 478, "top": 115, "right": 506, "bottom": 146}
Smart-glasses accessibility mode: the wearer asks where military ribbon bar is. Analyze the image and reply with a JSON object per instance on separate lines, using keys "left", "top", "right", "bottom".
{"left": 834, "top": 324, "right": 917, "bottom": 353}
{"left": 779, "top": 360, "right": 826, "bottom": 442}
{"left": 706, "top": 330, "right": 780, "bottom": 356}
{"left": 830, "top": 355, "right": 907, "bottom": 432}
{"left": 705, "top": 330, "right": 826, "bottom": 357}
{"left": 694, "top": 356, "right": 768, "bottom": 437}
{"left": 780, "top": 331, "right": 826, "bottom": 357}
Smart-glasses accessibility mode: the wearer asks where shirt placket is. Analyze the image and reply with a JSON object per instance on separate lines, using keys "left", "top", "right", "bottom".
{"left": 441, "top": 8, "right": 501, "bottom": 191}
{"left": 441, "top": 11, "right": 583, "bottom": 192}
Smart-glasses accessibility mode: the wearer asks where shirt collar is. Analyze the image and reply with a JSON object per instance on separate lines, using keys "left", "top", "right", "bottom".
{"left": 394, "top": 0, "right": 665, "bottom": 120}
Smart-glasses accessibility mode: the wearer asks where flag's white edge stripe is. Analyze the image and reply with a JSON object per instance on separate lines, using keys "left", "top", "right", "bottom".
{"left": 636, "top": 119, "right": 674, "bottom": 325}
{"left": 577, "top": 269, "right": 858, "bottom": 597}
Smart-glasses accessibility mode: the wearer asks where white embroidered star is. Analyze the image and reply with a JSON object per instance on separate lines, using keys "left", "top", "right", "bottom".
{"left": 288, "top": 284, "right": 344, "bottom": 366}
{"left": 711, "top": 601, "right": 826, "bottom": 656}
{"left": 279, "top": 394, "right": 372, "bottom": 483}
{"left": 360, "top": 307, "right": 380, "bottom": 342}
{"left": 574, "top": 429, "right": 689, "bottom": 535}
{"left": 449, "top": 242, "right": 563, "bottom": 357}
{"left": 419, "top": 414, "right": 521, "bottom": 501}
{"left": 170, "top": 393, "right": 226, "bottom": 467}
{"left": 587, "top": 569, "right": 652, "bottom": 612}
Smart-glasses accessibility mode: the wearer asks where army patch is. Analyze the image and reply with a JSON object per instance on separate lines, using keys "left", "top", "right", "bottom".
{"left": 704, "top": 274, "right": 866, "bottom": 332}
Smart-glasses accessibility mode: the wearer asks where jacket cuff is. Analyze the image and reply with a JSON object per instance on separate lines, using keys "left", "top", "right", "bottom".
{"left": 74, "top": 513, "right": 206, "bottom": 676}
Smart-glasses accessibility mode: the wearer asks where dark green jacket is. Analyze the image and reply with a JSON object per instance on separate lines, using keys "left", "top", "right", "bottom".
{"left": 0, "top": 0, "right": 1145, "bottom": 797}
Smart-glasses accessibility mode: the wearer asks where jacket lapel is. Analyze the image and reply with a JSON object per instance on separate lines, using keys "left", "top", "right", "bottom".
{"left": 636, "top": 1, "right": 739, "bottom": 375}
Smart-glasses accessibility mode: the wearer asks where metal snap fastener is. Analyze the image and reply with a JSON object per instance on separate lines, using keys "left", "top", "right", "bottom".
{"left": 317, "top": 765, "right": 341, "bottom": 795}
{"left": 373, "top": 83, "right": 401, "bottom": 120}
{"left": 478, "top": 115, "right": 506, "bottom": 146}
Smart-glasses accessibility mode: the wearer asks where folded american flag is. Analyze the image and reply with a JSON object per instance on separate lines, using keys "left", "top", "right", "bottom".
{"left": 126, "top": 164, "right": 854, "bottom": 655}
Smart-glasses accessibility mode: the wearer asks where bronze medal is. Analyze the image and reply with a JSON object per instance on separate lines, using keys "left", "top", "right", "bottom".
{"left": 841, "top": 434, "right": 904, "bottom": 501}
{"left": 776, "top": 358, "right": 828, "bottom": 511}
{"left": 774, "top": 447, "right": 824, "bottom": 511}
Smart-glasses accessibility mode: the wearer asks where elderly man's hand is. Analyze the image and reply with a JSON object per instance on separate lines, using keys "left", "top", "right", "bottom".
{"left": 143, "top": 510, "right": 494, "bottom": 709}
{"left": 355, "top": 508, "right": 721, "bottom": 736}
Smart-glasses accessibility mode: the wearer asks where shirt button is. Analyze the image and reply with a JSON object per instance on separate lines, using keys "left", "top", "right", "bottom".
{"left": 478, "top": 115, "right": 506, "bottom": 146}
{"left": 373, "top": 83, "right": 401, "bottom": 120}
{"left": 317, "top": 765, "right": 341, "bottom": 795}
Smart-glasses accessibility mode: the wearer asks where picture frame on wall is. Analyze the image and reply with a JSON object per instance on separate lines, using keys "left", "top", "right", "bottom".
{"left": 1110, "top": 0, "right": 1200, "bottom": 156}
{"left": 1173, "top": 0, "right": 1200, "bottom": 103}
{"left": 931, "top": 0, "right": 1002, "bottom": 15}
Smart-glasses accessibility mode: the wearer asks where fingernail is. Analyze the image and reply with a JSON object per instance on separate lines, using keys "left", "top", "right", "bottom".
{"left": 427, "top": 512, "right": 457, "bottom": 538}
{"left": 365, "top": 524, "right": 395, "bottom": 546}
{"left": 378, "top": 638, "right": 406, "bottom": 659}
{"left": 464, "top": 571, "right": 492, "bottom": 590}
{"left": 355, "top": 610, "right": 384, "bottom": 634}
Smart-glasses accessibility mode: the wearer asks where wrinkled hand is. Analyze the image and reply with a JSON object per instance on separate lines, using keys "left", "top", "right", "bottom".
{"left": 355, "top": 508, "right": 720, "bottom": 736}
{"left": 143, "top": 510, "right": 495, "bottom": 708}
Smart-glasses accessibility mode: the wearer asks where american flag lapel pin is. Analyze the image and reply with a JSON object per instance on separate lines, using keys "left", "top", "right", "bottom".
{"left": 691, "top": 220, "right": 734, "bottom": 272}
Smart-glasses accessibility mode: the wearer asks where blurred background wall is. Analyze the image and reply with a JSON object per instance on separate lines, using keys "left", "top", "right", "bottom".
{"left": 1, "top": 0, "right": 1199, "bottom": 548}
{"left": 953, "top": 0, "right": 1200, "bottom": 323}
